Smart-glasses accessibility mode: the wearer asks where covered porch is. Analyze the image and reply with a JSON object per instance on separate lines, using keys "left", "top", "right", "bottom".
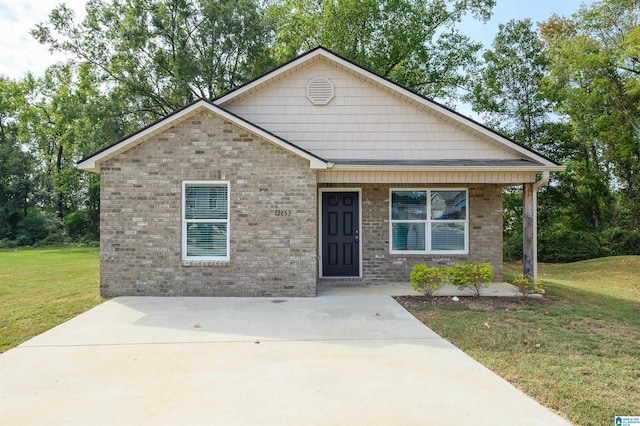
{"left": 317, "top": 164, "right": 558, "bottom": 285}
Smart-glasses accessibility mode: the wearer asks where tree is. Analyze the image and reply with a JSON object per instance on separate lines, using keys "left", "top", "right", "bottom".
{"left": 32, "top": 0, "right": 275, "bottom": 120}
{"left": 469, "top": 4, "right": 640, "bottom": 261}
{"left": 20, "top": 65, "right": 92, "bottom": 220}
{"left": 467, "top": 19, "right": 567, "bottom": 261}
{"left": 266, "top": 0, "right": 496, "bottom": 101}
{"left": 0, "top": 77, "right": 35, "bottom": 241}
{"left": 541, "top": 1, "right": 640, "bottom": 230}
{"left": 8, "top": 62, "right": 132, "bottom": 242}
{"left": 468, "top": 19, "right": 552, "bottom": 150}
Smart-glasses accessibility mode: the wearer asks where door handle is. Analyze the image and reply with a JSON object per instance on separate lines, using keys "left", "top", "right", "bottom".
{"left": 355, "top": 229, "right": 359, "bottom": 244}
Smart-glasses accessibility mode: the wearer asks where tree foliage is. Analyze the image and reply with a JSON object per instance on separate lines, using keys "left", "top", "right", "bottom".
{"left": 0, "top": 78, "right": 35, "bottom": 241}
{"left": 0, "top": 65, "right": 111, "bottom": 245}
{"left": 266, "top": 0, "right": 495, "bottom": 100}
{"left": 470, "top": 1, "right": 640, "bottom": 261}
{"left": 491, "top": 2, "right": 640, "bottom": 262}
{"left": 541, "top": 1, "right": 640, "bottom": 229}
{"left": 468, "top": 18, "right": 552, "bottom": 149}
{"left": 32, "top": 0, "right": 275, "bottom": 119}
{"left": 1, "top": 0, "right": 638, "bottom": 261}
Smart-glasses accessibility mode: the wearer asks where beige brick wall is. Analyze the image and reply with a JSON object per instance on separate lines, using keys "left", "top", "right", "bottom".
{"left": 100, "top": 111, "right": 318, "bottom": 297}
{"left": 320, "top": 183, "right": 503, "bottom": 284}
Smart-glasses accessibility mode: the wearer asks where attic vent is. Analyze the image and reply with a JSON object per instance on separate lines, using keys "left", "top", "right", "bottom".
{"left": 306, "top": 77, "right": 334, "bottom": 105}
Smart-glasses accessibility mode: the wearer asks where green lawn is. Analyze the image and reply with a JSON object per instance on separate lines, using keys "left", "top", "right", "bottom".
{"left": 407, "top": 256, "right": 640, "bottom": 426}
{"left": 0, "top": 247, "right": 102, "bottom": 353}
{"left": 2, "top": 248, "right": 639, "bottom": 424}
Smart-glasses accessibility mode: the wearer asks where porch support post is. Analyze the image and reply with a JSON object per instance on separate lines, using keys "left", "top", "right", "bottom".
{"left": 523, "top": 171, "right": 549, "bottom": 280}
{"left": 523, "top": 182, "right": 535, "bottom": 278}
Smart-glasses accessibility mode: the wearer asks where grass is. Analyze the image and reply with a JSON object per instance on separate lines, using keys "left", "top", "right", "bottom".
{"left": 1, "top": 247, "right": 638, "bottom": 423}
{"left": 407, "top": 256, "right": 640, "bottom": 426}
{"left": 0, "top": 247, "right": 102, "bottom": 353}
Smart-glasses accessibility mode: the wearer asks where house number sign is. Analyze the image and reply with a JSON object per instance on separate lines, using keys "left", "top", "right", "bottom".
{"left": 274, "top": 209, "right": 292, "bottom": 217}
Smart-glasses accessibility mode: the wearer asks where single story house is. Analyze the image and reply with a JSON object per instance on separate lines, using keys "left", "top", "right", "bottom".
{"left": 78, "top": 47, "right": 564, "bottom": 297}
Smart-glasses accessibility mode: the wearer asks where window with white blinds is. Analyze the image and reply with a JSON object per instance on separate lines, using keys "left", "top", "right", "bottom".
{"left": 390, "top": 189, "right": 468, "bottom": 254}
{"left": 182, "top": 181, "right": 230, "bottom": 261}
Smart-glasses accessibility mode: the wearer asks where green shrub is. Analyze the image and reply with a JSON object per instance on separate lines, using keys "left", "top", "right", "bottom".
{"left": 450, "top": 262, "right": 493, "bottom": 297}
{"left": 0, "top": 238, "right": 17, "bottom": 249}
{"left": 600, "top": 227, "right": 640, "bottom": 256}
{"left": 539, "top": 228, "right": 601, "bottom": 263}
{"left": 15, "top": 214, "right": 66, "bottom": 246}
{"left": 63, "top": 210, "right": 96, "bottom": 241}
{"left": 511, "top": 274, "right": 543, "bottom": 298}
{"left": 410, "top": 264, "right": 450, "bottom": 296}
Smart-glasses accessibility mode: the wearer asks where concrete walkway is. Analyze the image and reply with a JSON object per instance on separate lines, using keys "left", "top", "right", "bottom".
{"left": 0, "top": 290, "right": 569, "bottom": 425}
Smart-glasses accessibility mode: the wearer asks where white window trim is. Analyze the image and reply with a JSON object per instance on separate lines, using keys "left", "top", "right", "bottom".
{"left": 389, "top": 188, "right": 469, "bottom": 255}
{"left": 182, "top": 180, "right": 230, "bottom": 262}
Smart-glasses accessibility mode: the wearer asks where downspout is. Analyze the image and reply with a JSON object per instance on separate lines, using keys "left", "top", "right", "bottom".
{"left": 531, "top": 171, "right": 550, "bottom": 279}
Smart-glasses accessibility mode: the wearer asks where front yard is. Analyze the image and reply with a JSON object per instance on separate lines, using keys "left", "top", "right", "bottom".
{"left": 0, "top": 247, "right": 102, "bottom": 353}
{"left": 2, "top": 247, "right": 638, "bottom": 425}
{"left": 397, "top": 256, "right": 640, "bottom": 426}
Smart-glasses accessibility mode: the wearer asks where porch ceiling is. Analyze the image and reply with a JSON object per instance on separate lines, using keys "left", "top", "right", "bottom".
{"left": 316, "top": 168, "right": 541, "bottom": 185}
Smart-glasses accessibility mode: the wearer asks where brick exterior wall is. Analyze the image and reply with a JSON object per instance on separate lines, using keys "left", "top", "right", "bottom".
{"left": 99, "top": 110, "right": 317, "bottom": 297}
{"left": 320, "top": 183, "right": 503, "bottom": 284}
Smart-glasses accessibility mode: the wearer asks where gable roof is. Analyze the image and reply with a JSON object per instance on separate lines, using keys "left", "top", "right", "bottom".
{"left": 215, "top": 46, "right": 563, "bottom": 172}
{"left": 77, "top": 99, "right": 328, "bottom": 172}
{"left": 80, "top": 47, "right": 564, "bottom": 175}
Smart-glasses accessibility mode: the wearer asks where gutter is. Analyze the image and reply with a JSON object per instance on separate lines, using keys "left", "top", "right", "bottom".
{"left": 328, "top": 164, "right": 565, "bottom": 173}
{"left": 532, "top": 171, "right": 550, "bottom": 279}
{"left": 533, "top": 170, "right": 550, "bottom": 190}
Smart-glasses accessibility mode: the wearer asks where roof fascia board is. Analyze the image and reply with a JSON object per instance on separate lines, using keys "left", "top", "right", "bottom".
{"left": 78, "top": 99, "right": 327, "bottom": 172}
{"left": 77, "top": 101, "right": 205, "bottom": 172}
{"left": 328, "top": 164, "right": 566, "bottom": 172}
{"left": 214, "top": 48, "right": 326, "bottom": 105}
{"left": 215, "top": 103, "right": 327, "bottom": 169}
{"left": 215, "top": 47, "right": 559, "bottom": 167}
{"left": 317, "top": 53, "right": 559, "bottom": 167}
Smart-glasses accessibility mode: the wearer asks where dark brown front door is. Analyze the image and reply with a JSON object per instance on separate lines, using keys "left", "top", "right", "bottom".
{"left": 322, "top": 191, "right": 360, "bottom": 277}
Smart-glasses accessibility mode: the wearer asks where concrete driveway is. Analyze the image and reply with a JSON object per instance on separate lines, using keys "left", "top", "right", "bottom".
{"left": 0, "top": 290, "right": 570, "bottom": 425}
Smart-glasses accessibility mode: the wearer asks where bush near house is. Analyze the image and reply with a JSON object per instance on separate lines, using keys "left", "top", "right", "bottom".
{"left": 450, "top": 262, "right": 493, "bottom": 297}
{"left": 511, "top": 273, "right": 544, "bottom": 298}
{"left": 410, "top": 264, "right": 450, "bottom": 296}
{"left": 410, "top": 262, "right": 494, "bottom": 297}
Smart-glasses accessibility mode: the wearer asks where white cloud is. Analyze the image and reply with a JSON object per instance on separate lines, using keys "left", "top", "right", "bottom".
{"left": 0, "top": 0, "right": 88, "bottom": 79}
{"left": 0, "top": 0, "right": 594, "bottom": 80}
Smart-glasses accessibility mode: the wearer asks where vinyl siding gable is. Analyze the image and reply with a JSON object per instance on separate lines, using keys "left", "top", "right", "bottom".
{"left": 221, "top": 60, "right": 522, "bottom": 162}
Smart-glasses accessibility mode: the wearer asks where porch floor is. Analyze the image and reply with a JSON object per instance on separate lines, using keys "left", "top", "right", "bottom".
{"left": 318, "top": 281, "right": 524, "bottom": 297}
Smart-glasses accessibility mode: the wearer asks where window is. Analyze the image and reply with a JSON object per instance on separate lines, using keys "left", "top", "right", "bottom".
{"left": 182, "top": 181, "right": 229, "bottom": 261}
{"left": 390, "top": 189, "right": 467, "bottom": 254}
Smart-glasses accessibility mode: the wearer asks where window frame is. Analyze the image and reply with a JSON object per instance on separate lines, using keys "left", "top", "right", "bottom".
{"left": 182, "top": 180, "right": 230, "bottom": 262}
{"left": 389, "top": 188, "right": 468, "bottom": 255}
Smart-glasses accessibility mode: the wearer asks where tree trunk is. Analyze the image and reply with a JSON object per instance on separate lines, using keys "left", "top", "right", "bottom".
{"left": 56, "top": 144, "right": 64, "bottom": 219}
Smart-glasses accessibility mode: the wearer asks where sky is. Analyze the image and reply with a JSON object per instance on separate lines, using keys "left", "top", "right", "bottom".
{"left": 0, "top": 0, "right": 594, "bottom": 80}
